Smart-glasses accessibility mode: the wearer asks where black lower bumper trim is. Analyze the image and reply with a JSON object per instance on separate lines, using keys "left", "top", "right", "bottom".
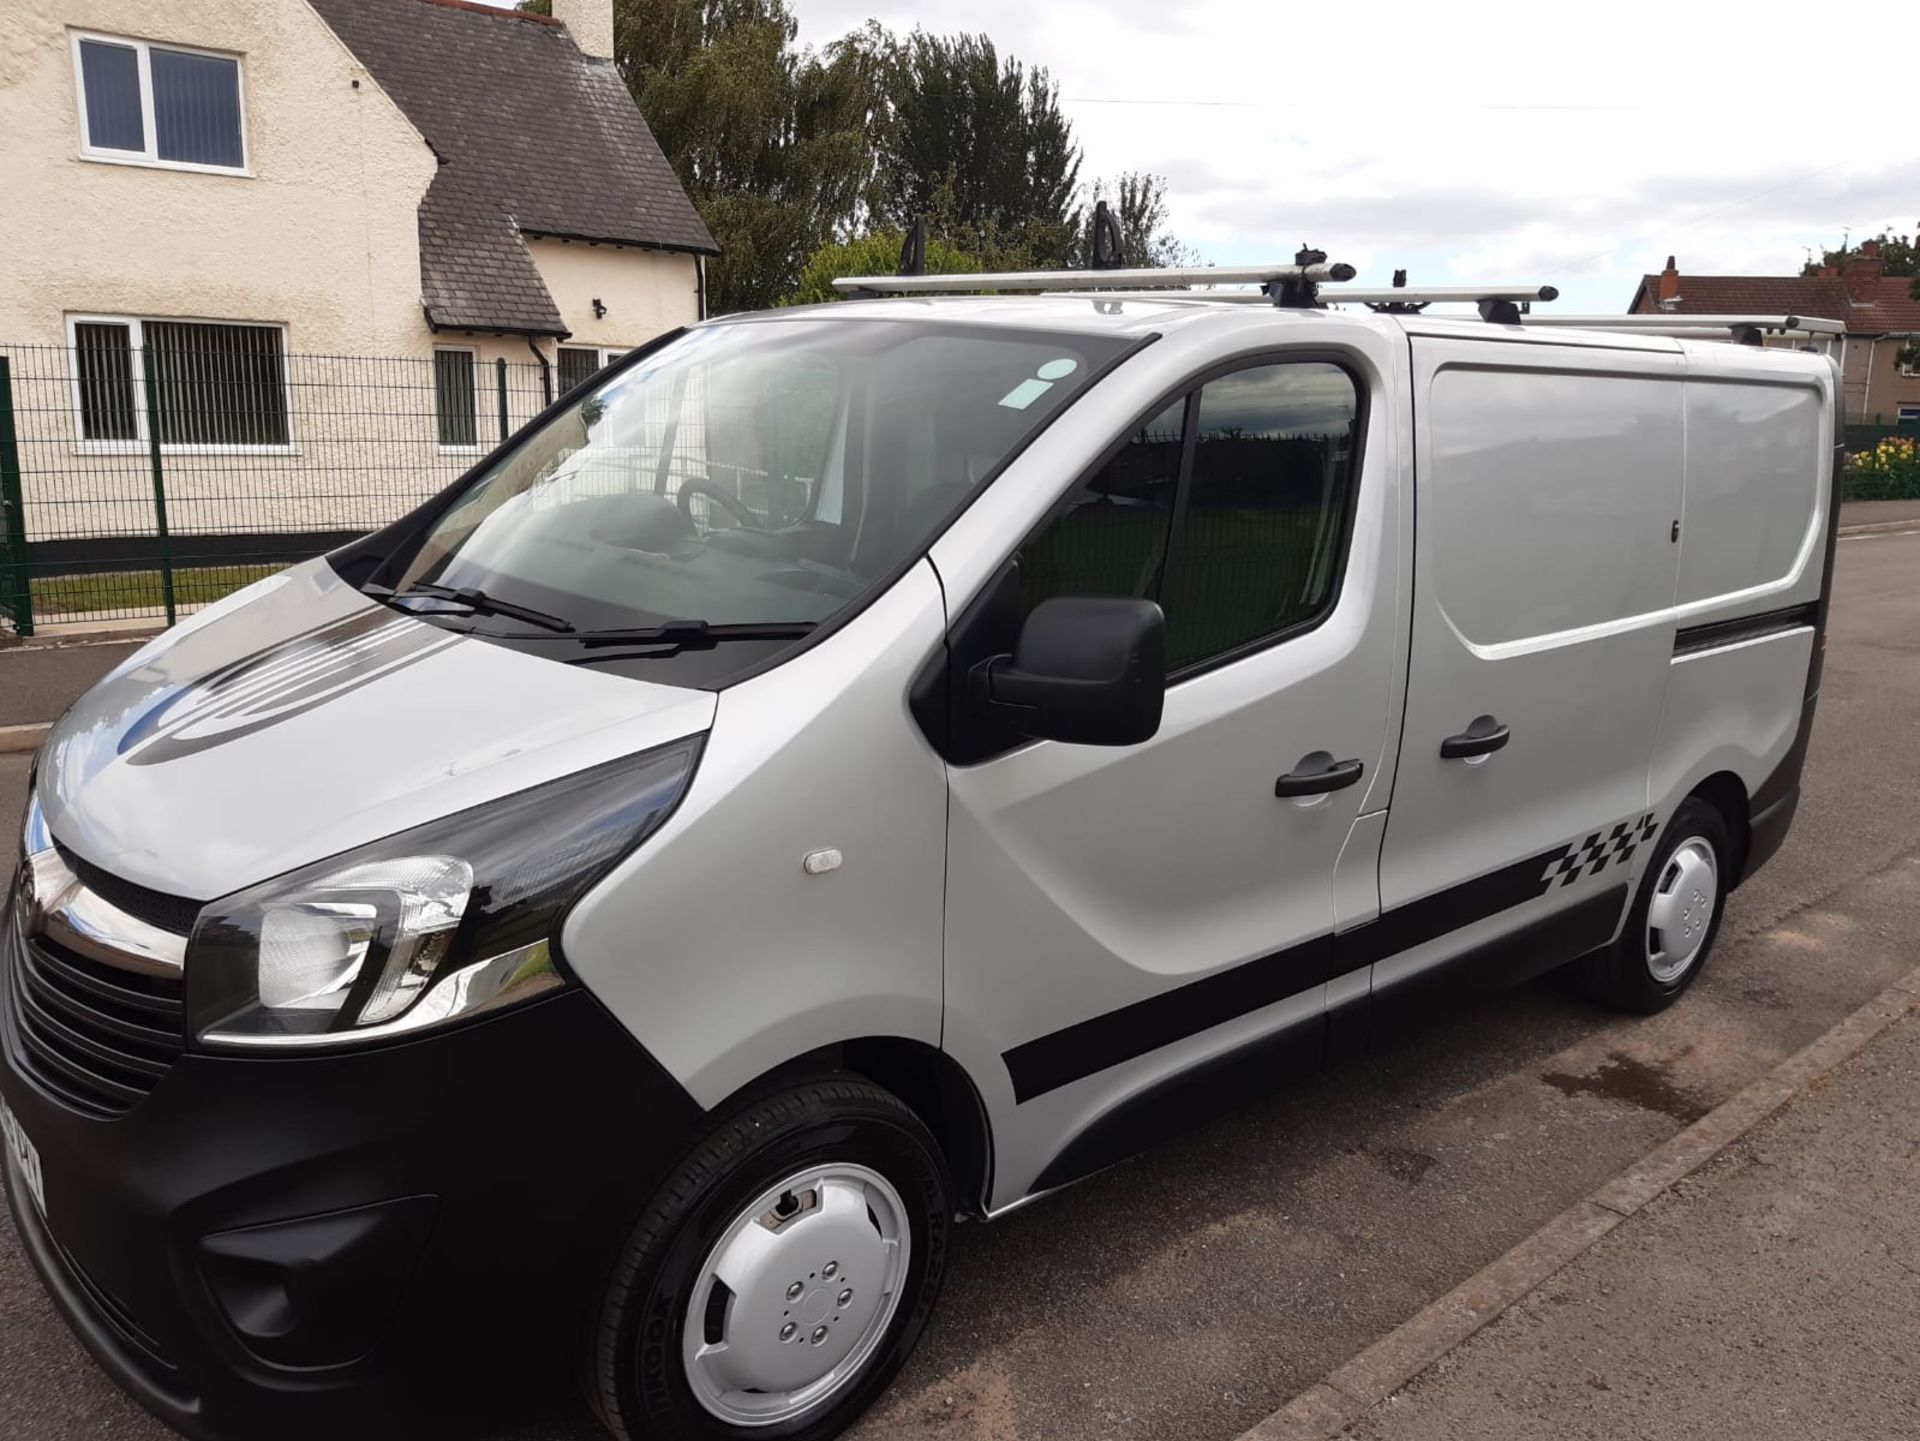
{"left": 1, "top": 934, "right": 703, "bottom": 1441}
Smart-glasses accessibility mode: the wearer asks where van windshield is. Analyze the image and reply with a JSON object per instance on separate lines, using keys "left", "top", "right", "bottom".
{"left": 383, "top": 318, "right": 1133, "bottom": 645}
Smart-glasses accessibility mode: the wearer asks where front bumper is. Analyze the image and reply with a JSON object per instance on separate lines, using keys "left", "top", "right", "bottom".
{"left": 1, "top": 905, "right": 701, "bottom": 1440}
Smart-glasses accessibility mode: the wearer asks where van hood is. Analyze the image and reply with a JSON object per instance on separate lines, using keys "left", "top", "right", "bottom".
{"left": 35, "top": 561, "right": 716, "bottom": 901}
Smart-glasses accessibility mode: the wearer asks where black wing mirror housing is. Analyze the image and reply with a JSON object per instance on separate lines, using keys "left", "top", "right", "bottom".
{"left": 968, "top": 597, "right": 1166, "bottom": 746}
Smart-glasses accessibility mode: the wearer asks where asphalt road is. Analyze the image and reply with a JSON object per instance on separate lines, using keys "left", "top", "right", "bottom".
{"left": 1, "top": 531, "right": 1917, "bottom": 1441}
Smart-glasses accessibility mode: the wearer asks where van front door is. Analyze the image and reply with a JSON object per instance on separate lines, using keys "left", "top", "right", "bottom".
{"left": 934, "top": 353, "right": 1404, "bottom": 1209}
{"left": 1370, "top": 333, "right": 1684, "bottom": 993}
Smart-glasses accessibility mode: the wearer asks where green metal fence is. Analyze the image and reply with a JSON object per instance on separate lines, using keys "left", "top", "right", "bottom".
{"left": 0, "top": 343, "right": 556, "bottom": 637}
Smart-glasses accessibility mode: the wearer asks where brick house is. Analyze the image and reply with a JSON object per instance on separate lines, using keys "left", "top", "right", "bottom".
{"left": 1628, "top": 244, "right": 1920, "bottom": 427}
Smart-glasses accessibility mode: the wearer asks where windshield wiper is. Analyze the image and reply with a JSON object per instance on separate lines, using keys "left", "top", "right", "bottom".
{"left": 369, "top": 582, "right": 575, "bottom": 633}
{"left": 573, "top": 620, "right": 817, "bottom": 647}
{"left": 559, "top": 619, "right": 817, "bottom": 663}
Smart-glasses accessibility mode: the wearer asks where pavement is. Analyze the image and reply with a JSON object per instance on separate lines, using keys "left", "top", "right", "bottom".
{"left": 0, "top": 530, "right": 1917, "bottom": 1441}
{"left": 1339, "top": 976, "right": 1920, "bottom": 1441}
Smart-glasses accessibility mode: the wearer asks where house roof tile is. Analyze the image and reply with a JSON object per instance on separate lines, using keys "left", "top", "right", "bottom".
{"left": 308, "top": 0, "right": 715, "bottom": 336}
{"left": 1630, "top": 272, "right": 1920, "bottom": 336}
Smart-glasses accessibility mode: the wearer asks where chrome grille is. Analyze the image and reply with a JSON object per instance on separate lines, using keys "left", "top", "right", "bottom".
{"left": 5, "top": 870, "right": 190, "bottom": 1120}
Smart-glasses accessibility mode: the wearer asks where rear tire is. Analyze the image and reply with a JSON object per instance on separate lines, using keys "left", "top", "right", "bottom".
{"left": 1581, "top": 796, "right": 1731, "bottom": 1014}
{"left": 586, "top": 1075, "right": 950, "bottom": 1441}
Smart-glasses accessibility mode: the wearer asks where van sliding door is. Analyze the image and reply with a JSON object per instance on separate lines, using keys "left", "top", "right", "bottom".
{"left": 1365, "top": 335, "right": 1684, "bottom": 993}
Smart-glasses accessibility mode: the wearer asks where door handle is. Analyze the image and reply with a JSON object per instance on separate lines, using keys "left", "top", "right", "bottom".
{"left": 1441, "top": 715, "right": 1511, "bottom": 760}
{"left": 1275, "top": 751, "right": 1365, "bottom": 798}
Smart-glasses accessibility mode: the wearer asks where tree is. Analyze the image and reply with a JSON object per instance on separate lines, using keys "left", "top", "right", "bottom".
{"left": 1801, "top": 230, "right": 1918, "bottom": 278}
{"left": 551, "top": 0, "right": 897, "bottom": 313}
{"left": 886, "top": 33, "right": 1082, "bottom": 269}
{"left": 1083, "top": 172, "right": 1196, "bottom": 269}
{"left": 786, "top": 230, "right": 982, "bottom": 305}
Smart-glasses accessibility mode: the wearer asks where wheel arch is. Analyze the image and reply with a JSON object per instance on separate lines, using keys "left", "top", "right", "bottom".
{"left": 1687, "top": 770, "right": 1752, "bottom": 886}
{"left": 733, "top": 1038, "right": 995, "bottom": 1218}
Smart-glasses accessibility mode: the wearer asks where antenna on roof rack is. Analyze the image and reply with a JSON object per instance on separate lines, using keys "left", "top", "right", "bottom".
{"left": 898, "top": 218, "right": 927, "bottom": 277}
{"left": 1089, "top": 201, "right": 1126, "bottom": 271}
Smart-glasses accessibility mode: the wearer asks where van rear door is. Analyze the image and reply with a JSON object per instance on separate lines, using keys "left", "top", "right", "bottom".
{"left": 1366, "top": 331, "right": 1685, "bottom": 991}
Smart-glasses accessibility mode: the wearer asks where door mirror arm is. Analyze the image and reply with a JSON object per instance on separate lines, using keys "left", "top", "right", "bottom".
{"left": 968, "top": 597, "right": 1167, "bottom": 747}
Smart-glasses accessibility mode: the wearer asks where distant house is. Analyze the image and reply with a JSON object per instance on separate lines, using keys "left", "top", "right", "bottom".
{"left": 0, "top": 0, "right": 715, "bottom": 445}
{"left": 1629, "top": 246, "right": 1920, "bottom": 428}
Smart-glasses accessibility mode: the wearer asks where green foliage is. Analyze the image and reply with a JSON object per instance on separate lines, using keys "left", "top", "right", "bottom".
{"left": 1845, "top": 435, "right": 1920, "bottom": 501}
{"left": 886, "top": 33, "right": 1083, "bottom": 269}
{"left": 787, "top": 231, "right": 982, "bottom": 305}
{"left": 1802, "top": 230, "right": 1918, "bottom": 278}
{"left": 537, "top": 2, "right": 1192, "bottom": 309}
{"left": 610, "top": 1, "right": 896, "bottom": 313}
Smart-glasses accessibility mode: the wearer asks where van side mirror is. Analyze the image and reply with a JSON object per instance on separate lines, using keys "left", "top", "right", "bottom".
{"left": 968, "top": 597, "right": 1166, "bottom": 746}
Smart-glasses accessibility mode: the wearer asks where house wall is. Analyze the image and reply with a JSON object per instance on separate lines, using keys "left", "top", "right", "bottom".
{"left": 0, "top": 0, "right": 435, "bottom": 354}
{"left": 0, "top": 2, "right": 705, "bottom": 566}
{"left": 1857, "top": 337, "right": 1920, "bottom": 423}
{"left": 526, "top": 237, "right": 702, "bottom": 348}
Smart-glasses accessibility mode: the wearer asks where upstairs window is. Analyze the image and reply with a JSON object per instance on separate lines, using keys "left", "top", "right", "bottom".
{"left": 73, "top": 32, "right": 247, "bottom": 173}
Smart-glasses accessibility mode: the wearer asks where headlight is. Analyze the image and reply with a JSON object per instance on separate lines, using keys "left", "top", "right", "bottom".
{"left": 187, "top": 736, "right": 702, "bottom": 1049}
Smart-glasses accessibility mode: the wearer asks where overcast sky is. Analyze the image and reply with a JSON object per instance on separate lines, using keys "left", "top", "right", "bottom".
{"left": 509, "top": 0, "right": 1919, "bottom": 314}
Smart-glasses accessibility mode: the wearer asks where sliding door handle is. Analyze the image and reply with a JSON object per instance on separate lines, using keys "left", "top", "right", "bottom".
{"left": 1275, "top": 751, "right": 1365, "bottom": 798}
{"left": 1441, "top": 715, "right": 1511, "bottom": 760}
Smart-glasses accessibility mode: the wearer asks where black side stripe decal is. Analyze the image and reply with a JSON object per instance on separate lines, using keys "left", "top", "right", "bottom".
{"left": 1003, "top": 935, "right": 1331, "bottom": 1104}
{"left": 1004, "top": 813, "right": 1656, "bottom": 1103}
{"left": 1673, "top": 603, "right": 1817, "bottom": 658}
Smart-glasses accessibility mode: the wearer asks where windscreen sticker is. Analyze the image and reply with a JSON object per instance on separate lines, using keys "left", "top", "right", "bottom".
{"left": 997, "top": 358, "right": 1081, "bottom": 411}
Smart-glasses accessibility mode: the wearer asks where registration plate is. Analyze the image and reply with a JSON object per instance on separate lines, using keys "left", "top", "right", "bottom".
{"left": 1, "top": 1097, "right": 46, "bottom": 1219}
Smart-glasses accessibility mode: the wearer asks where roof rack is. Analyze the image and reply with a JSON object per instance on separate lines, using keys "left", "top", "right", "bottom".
{"left": 832, "top": 257, "right": 1357, "bottom": 305}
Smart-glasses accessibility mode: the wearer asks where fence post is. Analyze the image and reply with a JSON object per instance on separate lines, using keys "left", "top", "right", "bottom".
{"left": 496, "top": 358, "right": 510, "bottom": 444}
{"left": 0, "top": 356, "right": 34, "bottom": 638}
{"left": 139, "top": 347, "right": 177, "bottom": 627}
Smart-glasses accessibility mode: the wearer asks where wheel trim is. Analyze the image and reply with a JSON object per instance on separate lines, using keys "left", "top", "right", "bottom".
{"left": 1646, "top": 837, "right": 1718, "bottom": 984}
{"left": 682, "top": 1163, "right": 909, "bottom": 1427}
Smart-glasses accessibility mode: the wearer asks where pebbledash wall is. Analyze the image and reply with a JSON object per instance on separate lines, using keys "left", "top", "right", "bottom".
{"left": 0, "top": 0, "right": 701, "bottom": 547}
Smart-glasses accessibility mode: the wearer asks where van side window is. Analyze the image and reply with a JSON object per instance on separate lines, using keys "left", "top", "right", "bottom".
{"left": 1160, "top": 362, "right": 1359, "bottom": 669}
{"left": 1015, "top": 362, "right": 1360, "bottom": 676}
{"left": 1016, "top": 399, "right": 1183, "bottom": 613}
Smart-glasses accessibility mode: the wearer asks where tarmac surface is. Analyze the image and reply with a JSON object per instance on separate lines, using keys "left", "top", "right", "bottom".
{"left": 0, "top": 529, "right": 1917, "bottom": 1440}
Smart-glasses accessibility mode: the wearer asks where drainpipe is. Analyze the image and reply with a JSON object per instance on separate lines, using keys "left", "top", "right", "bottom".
{"left": 527, "top": 334, "right": 554, "bottom": 409}
{"left": 696, "top": 254, "right": 708, "bottom": 321}
{"left": 1860, "top": 336, "right": 1877, "bottom": 423}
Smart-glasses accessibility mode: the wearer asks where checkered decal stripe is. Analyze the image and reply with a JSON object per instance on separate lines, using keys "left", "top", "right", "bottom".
{"left": 1541, "top": 812, "right": 1660, "bottom": 888}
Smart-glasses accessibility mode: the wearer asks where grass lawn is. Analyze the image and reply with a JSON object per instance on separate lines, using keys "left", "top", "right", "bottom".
{"left": 29, "top": 563, "right": 282, "bottom": 616}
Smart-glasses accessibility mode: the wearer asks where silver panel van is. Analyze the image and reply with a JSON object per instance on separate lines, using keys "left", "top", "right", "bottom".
{"left": 2, "top": 279, "right": 1839, "bottom": 1440}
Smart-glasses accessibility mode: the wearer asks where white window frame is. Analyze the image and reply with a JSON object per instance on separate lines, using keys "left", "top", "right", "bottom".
{"left": 1898, "top": 405, "right": 1920, "bottom": 426}
{"left": 1899, "top": 351, "right": 1919, "bottom": 379}
{"left": 69, "top": 29, "right": 251, "bottom": 177}
{"left": 65, "top": 313, "right": 296, "bottom": 456}
{"left": 433, "top": 345, "right": 486, "bottom": 456}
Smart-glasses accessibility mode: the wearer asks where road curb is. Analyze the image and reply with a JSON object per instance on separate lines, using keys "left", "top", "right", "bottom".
{"left": 1837, "top": 519, "right": 1920, "bottom": 537}
{"left": 1237, "top": 962, "right": 1920, "bottom": 1441}
{"left": 0, "top": 723, "right": 49, "bottom": 756}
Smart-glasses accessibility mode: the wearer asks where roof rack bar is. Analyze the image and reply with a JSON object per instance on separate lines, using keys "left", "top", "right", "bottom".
{"left": 1521, "top": 313, "right": 1846, "bottom": 335}
{"left": 1333, "top": 285, "right": 1560, "bottom": 305}
{"left": 830, "top": 261, "right": 1356, "bottom": 296}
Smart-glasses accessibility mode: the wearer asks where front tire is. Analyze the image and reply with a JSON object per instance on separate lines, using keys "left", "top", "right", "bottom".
{"left": 587, "top": 1076, "right": 950, "bottom": 1441}
{"left": 1581, "top": 796, "right": 1731, "bottom": 1014}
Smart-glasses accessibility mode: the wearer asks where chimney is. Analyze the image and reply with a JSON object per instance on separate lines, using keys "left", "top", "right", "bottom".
{"left": 553, "top": 0, "right": 615, "bottom": 61}
{"left": 1842, "top": 240, "right": 1883, "bottom": 304}
{"left": 1656, "top": 255, "right": 1680, "bottom": 306}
